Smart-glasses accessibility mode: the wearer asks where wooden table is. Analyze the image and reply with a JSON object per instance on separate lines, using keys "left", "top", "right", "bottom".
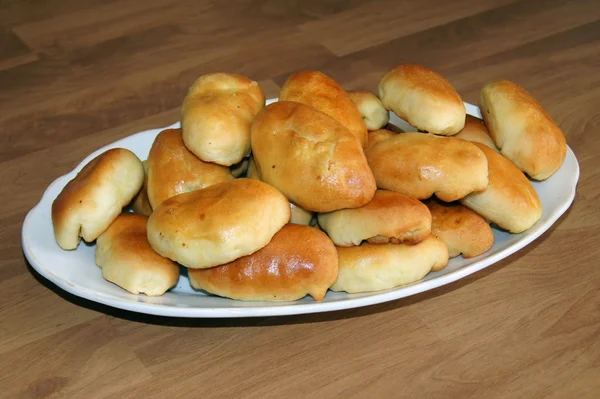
{"left": 2, "top": 1, "right": 599, "bottom": 397}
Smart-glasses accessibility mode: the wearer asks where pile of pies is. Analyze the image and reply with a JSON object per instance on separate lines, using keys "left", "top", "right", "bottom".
{"left": 51, "top": 64, "right": 567, "bottom": 300}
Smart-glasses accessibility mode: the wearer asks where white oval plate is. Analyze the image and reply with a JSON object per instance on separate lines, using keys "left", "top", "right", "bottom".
{"left": 22, "top": 101, "right": 580, "bottom": 318}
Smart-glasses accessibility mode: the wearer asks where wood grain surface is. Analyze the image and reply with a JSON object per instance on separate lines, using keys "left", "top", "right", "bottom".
{"left": 2, "top": 0, "right": 600, "bottom": 398}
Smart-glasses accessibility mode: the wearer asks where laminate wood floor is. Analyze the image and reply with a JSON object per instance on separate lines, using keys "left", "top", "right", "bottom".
{"left": 1, "top": 1, "right": 599, "bottom": 397}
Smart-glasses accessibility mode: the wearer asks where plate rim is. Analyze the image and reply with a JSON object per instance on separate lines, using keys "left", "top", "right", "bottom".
{"left": 21, "top": 101, "right": 581, "bottom": 318}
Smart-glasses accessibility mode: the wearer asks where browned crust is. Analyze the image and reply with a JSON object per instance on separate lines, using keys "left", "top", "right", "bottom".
{"left": 426, "top": 199, "right": 494, "bottom": 258}
{"left": 479, "top": 80, "right": 566, "bottom": 180}
{"left": 52, "top": 148, "right": 143, "bottom": 249}
{"left": 188, "top": 224, "right": 339, "bottom": 302}
{"left": 460, "top": 143, "right": 542, "bottom": 233}
{"left": 181, "top": 73, "right": 266, "bottom": 166}
{"left": 378, "top": 64, "right": 465, "bottom": 135}
{"left": 280, "top": 70, "right": 368, "bottom": 147}
{"left": 365, "top": 132, "right": 488, "bottom": 202}
{"left": 454, "top": 115, "right": 499, "bottom": 151}
{"left": 318, "top": 190, "right": 431, "bottom": 247}
{"left": 250, "top": 101, "right": 376, "bottom": 212}
{"left": 146, "top": 128, "right": 234, "bottom": 209}
{"left": 96, "top": 213, "right": 180, "bottom": 296}
{"left": 147, "top": 178, "right": 291, "bottom": 269}
{"left": 131, "top": 160, "right": 152, "bottom": 216}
